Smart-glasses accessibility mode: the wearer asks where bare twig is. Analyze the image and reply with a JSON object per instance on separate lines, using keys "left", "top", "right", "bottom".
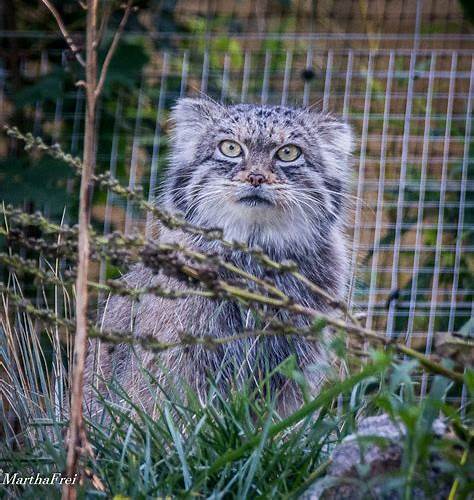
{"left": 96, "top": 0, "right": 113, "bottom": 47}
{"left": 94, "top": 0, "right": 133, "bottom": 98}
{"left": 40, "top": 0, "right": 86, "bottom": 67}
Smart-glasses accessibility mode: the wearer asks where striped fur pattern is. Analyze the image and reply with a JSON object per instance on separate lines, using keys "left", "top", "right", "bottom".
{"left": 85, "top": 98, "right": 354, "bottom": 417}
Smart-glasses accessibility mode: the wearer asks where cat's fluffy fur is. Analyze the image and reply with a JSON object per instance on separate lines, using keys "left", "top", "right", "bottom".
{"left": 85, "top": 98, "right": 354, "bottom": 417}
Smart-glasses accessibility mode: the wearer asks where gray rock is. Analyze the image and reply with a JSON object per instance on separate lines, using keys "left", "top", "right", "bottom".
{"left": 300, "top": 414, "right": 449, "bottom": 499}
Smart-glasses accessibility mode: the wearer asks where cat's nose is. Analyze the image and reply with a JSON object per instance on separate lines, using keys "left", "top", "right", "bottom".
{"left": 246, "top": 172, "right": 267, "bottom": 186}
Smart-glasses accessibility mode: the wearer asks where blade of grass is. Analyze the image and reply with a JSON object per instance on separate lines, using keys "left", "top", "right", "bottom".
{"left": 206, "top": 357, "right": 390, "bottom": 476}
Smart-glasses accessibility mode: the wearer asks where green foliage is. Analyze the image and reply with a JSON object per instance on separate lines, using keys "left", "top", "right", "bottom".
{"left": 0, "top": 157, "right": 73, "bottom": 217}
{"left": 14, "top": 68, "right": 70, "bottom": 107}
{"left": 0, "top": 278, "right": 472, "bottom": 498}
{"left": 98, "top": 39, "right": 150, "bottom": 97}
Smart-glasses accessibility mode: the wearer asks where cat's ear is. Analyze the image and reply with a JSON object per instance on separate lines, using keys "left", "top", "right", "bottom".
{"left": 169, "top": 98, "right": 223, "bottom": 162}
{"left": 304, "top": 113, "right": 355, "bottom": 178}
{"left": 170, "top": 97, "right": 223, "bottom": 133}
{"left": 315, "top": 115, "right": 354, "bottom": 161}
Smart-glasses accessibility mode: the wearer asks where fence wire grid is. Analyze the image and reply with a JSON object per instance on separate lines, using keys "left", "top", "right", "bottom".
{"left": 0, "top": 33, "right": 473, "bottom": 378}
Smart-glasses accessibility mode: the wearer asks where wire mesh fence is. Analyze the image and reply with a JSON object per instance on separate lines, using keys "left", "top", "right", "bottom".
{"left": 1, "top": 33, "right": 473, "bottom": 379}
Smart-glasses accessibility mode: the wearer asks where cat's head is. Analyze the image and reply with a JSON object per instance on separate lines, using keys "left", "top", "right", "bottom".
{"left": 163, "top": 98, "right": 354, "bottom": 247}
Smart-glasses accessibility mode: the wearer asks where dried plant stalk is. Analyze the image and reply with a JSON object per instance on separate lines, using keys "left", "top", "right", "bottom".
{"left": 62, "top": 1, "right": 98, "bottom": 497}
{"left": 37, "top": 1, "right": 134, "bottom": 498}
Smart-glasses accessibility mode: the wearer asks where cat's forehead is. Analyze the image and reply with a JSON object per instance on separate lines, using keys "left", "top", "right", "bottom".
{"left": 215, "top": 105, "right": 306, "bottom": 145}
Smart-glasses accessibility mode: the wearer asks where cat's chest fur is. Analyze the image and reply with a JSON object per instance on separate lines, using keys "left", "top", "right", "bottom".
{"left": 132, "top": 238, "right": 337, "bottom": 375}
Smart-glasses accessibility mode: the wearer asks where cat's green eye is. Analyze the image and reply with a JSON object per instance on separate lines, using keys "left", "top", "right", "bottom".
{"left": 276, "top": 144, "right": 301, "bottom": 162}
{"left": 219, "top": 140, "right": 242, "bottom": 158}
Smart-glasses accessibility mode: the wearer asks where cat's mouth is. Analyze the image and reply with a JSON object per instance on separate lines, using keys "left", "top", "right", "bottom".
{"left": 235, "top": 186, "right": 274, "bottom": 207}
{"left": 238, "top": 194, "right": 273, "bottom": 206}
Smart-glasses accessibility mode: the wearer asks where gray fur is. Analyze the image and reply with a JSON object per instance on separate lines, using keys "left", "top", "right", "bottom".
{"left": 85, "top": 98, "right": 354, "bottom": 418}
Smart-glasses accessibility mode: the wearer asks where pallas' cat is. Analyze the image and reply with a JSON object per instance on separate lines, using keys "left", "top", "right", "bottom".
{"left": 85, "top": 98, "right": 354, "bottom": 416}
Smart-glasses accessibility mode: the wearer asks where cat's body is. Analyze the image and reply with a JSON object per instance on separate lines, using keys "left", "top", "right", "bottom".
{"left": 85, "top": 99, "right": 353, "bottom": 417}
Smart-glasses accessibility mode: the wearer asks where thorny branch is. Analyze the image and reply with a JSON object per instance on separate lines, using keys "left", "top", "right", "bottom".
{"left": 0, "top": 282, "right": 465, "bottom": 385}
{"left": 0, "top": 202, "right": 467, "bottom": 386}
{"left": 0, "top": 198, "right": 399, "bottom": 347}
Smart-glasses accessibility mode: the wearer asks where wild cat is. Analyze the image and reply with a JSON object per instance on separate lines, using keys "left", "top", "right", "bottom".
{"left": 85, "top": 98, "right": 354, "bottom": 417}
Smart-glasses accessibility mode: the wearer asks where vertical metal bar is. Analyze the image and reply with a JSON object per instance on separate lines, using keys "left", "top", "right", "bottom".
{"left": 103, "top": 97, "right": 123, "bottom": 239}
{"left": 414, "top": 0, "right": 423, "bottom": 51}
{"left": 461, "top": 363, "right": 469, "bottom": 418}
{"left": 261, "top": 50, "right": 271, "bottom": 104}
{"left": 421, "top": 52, "right": 457, "bottom": 396}
{"left": 221, "top": 53, "right": 230, "bottom": 102}
{"left": 322, "top": 49, "right": 333, "bottom": 113}
{"left": 366, "top": 51, "right": 395, "bottom": 330}
{"left": 0, "top": 69, "right": 4, "bottom": 126}
{"left": 124, "top": 80, "right": 145, "bottom": 235}
{"left": 70, "top": 89, "right": 84, "bottom": 156}
{"left": 241, "top": 50, "right": 251, "bottom": 103}
{"left": 303, "top": 47, "right": 313, "bottom": 107}
{"left": 146, "top": 52, "right": 169, "bottom": 236}
{"left": 386, "top": 49, "right": 418, "bottom": 337}
{"left": 201, "top": 49, "right": 209, "bottom": 95}
{"left": 37, "top": 50, "right": 67, "bottom": 305}
{"left": 180, "top": 50, "right": 189, "bottom": 97}
{"left": 460, "top": 300, "right": 473, "bottom": 416}
{"left": 281, "top": 50, "right": 293, "bottom": 106}
{"left": 93, "top": 97, "right": 103, "bottom": 179}
{"left": 65, "top": 87, "right": 84, "bottom": 204}
{"left": 448, "top": 56, "right": 474, "bottom": 333}
{"left": 342, "top": 50, "right": 354, "bottom": 121}
{"left": 348, "top": 52, "right": 374, "bottom": 310}
{"left": 406, "top": 53, "right": 437, "bottom": 344}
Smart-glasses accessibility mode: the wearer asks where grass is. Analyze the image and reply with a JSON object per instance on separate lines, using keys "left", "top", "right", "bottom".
{"left": 0, "top": 271, "right": 472, "bottom": 499}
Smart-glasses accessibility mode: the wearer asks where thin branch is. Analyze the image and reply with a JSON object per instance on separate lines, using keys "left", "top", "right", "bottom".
{"left": 96, "top": 0, "right": 113, "bottom": 48}
{"left": 396, "top": 344, "right": 464, "bottom": 384}
{"left": 40, "top": 0, "right": 86, "bottom": 67}
{"left": 94, "top": 0, "right": 133, "bottom": 98}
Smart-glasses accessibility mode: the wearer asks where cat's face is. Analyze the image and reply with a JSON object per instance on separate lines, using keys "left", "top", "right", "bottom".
{"left": 164, "top": 98, "right": 353, "bottom": 247}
